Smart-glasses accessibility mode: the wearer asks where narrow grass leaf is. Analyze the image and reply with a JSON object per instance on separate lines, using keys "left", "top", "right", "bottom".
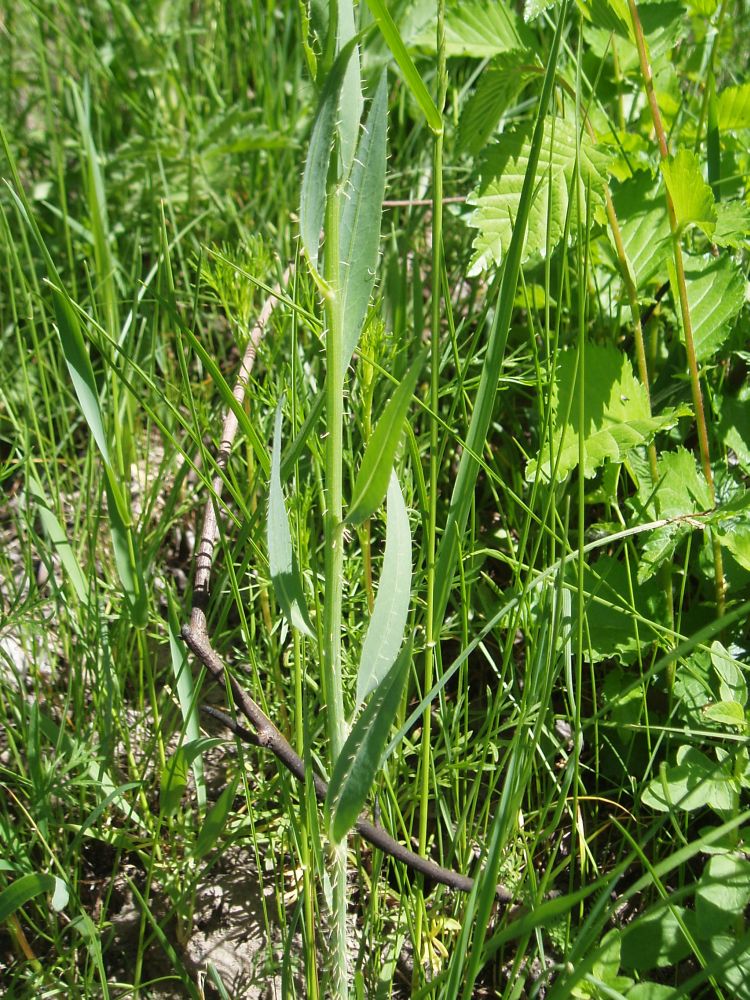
{"left": 340, "top": 70, "right": 388, "bottom": 367}
{"left": 300, "top": 38, "right": 358, "bottom": 271}
{"left": 196, "top": 777, "right": 240, "bottom": 859}
{"left": 326, "top": 639, "right": 412, "bottom": 843}
{"left": 347, "top": 351, "right": 423, "bottom": 525}
{"left": 167, "top": 586, "right": 205, "bottom": 808}
{"left": 268, "top": 399, "right": 314, "bottom": 637}
{"left": 356, "top": 472, "right": 412, "bottom": 704}
{"left": 433, "top": 0, "right": 568, "bottom": 632}
{"left": 364, "top": 0, "right": 442, "bottom": 132}
{"left": 160, "top": 738, "right": 223, "bottom": 817}
{"left": 27, "top": 469, "right": 88, "bottom": 604}
{"left": 0, "top": 873, "right": 69, "bottom": 923}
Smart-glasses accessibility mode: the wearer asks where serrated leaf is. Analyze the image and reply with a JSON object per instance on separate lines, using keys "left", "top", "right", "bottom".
{"left": 340, "top": 71, "right": 388, "bottom": 366}
{"left": 267, "top": 399, "right": 314, "bottom": 637}
{"left": 526, "top": 344, "right": 685, "bottom": 482}
{"left": 641, "top": 745, "right": 736, "bottom": 813}
{"left": 468, "top": 116, "right": 612, "bottom": 271}
{"left": 356, "top": 473, "right": 412, "bottom": 704}
{"left": 300, "top": 39, "right": 358, "bottom": 272}
{"left": 347, "top": 352, "right": 423, "bottom": 525}
{"left": 458, "top": 50, "right": 539, "bottom": 156}
{"left": 326, "top": 639, "right": 412, "bottom": 842}
{"left": 718, "top": 386, "right": 750, "bottom": 474}
{"left": 524, "top": 0, "right": 562, "bottom": 20}
{"left": 620, "top": 906, "right": 691, "bottom": 970}
{"left": 608, "top": 172, "right": 671, "bottom": 289}
{"left": 713, "top": 199, "right": 750, "bottom": 248}
{"left": 696, "top": 854, "right": 750, "bottom": 938}
{"left": 671, "top": 253, "right": 745, "bottom": 362}
{"left": 711, "top": 640, "right": 748, "bottom": 706}
{"left": 414, "top": 0, "right": 532, "bottom": 56}
{"left": 661, "top": 148, "right": 716, "bottom": 237}
{"left": 718, "top": 82, "right": 750, "bottom": 131}
{"left": 196, "top": 777, "right": 240, "bottom": 859}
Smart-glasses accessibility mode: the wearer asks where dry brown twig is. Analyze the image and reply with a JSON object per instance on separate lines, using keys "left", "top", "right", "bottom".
{"left": 180, "top": 267, "right": 512, "bottom": 903}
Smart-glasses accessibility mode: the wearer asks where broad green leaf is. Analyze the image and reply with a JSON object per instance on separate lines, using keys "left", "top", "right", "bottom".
{"left": 468, "top": 116, "right": 612, "bottom": 272}
{"left": 608, "top": 172, "right": 671, "bottom": 289}
{"left": 27, "top": 470, "right": 88, "bottom": 604}
{"left": 626, "top": 985, "right": 678, "bottom": 1000}
{"left": 364, "top": 0, "right": 441, "bottom": 132}
{"left": 696, "top": 854, "right": 750, "bottom": 937}
{"left": 300, "top": 38, "right": 358, "bottom": 272}
{"left": 458, "top": 50, "right": 539, "bottom": 156}
{"left": 526, "top": 344, "right": 686, "bottom": 482}
{"left": 326, "top": 639, "right": 412, "bottom": 842}
{"left": 167, "top": 586, "right": 205, "bottom": 808}
{"left": 712, "top": 199, "right": 750, "bottom": 248}
{"left": 196, "top": 777, "right": 240, "bottom": 859}
{"left": 703, "top": 700, "right": 746, "bottom": 728}
{"left": 641, "top": 745, "right": 736, "bottom": 813}
{"left": 718, "top": 82, "right": 750, "bottom": 131}
{"left": 661, "top": 148, "right": 716, "bottom": 238}
{"left": 347, "top": 352, "right": 423, "bottom": 525}
{"left": 356, "top": 473, "right": 412, "bottom": 704}
{"left": 268, "top": 400, "right": 314, "bottom": 637}
{"left": 337, "top": 0, "right": 363, "bottom": 180}
{"left": 707, "top": 934, "right": 750, "bottom": 999}
{"left": 620, "top": 906, "right": 691, "bottom": 970}
{"left": 340, "top": 71, "right": 388, "bottom": 366}
{"left": 414, "top": 0, "right": 532, "bottom": 56}
{"left": 0, "top": 873, "right": 69, "bottom": 923}
{"left": 718, "top": 386, "right": 750, "bottom": 475}
{"left": 671, "top": 253, "right": 745, "bottom": 362}
{"left": 711, "top": 640, "right": 748, "bottom": 706}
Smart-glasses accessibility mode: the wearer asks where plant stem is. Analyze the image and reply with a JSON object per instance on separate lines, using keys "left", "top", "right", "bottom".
{"left": 323, "top": 150, "right": 349, "bottom": 999}
{"left": 627, "top": 0, "right": 725, "bottom": 618}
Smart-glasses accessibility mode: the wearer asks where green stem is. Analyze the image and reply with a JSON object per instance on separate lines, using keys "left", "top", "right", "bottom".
{"left": 323, "top": 151, "right": 349, "bottom": 999}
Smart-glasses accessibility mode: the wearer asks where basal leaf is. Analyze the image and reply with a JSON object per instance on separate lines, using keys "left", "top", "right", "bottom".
{"left": 414, "top": 0, "right": 533, "bottom": 56}
{"left": 696, "top": 854, "right": 750, "bottom": 938}
{"left": 718, "top": 81, "right": 750, "bottom": 131}
{"left": 468, "top": 116, "right": 612, "bottom": 272}
{"left": 347, "top": 351, "right": 423, "bottom": 525}
{"left": 641, "top": 745, "right": 736, "bottom": 813}
{"left": 608, "top": 172, "right": 671, "bottom": 289}
{"left": 457, "top": 50, "right": 539, "bottom": 156}
{"left": 340, "top": 71, "right": 388, "bottom": 367}
{"left": 300, "top": 38, "right": 358, "bottom": 272}
{"left": 661, "top": 148, "right": 716, "bottom": 238}
{"left": 671, "top": 253, "right": 745, "bottom": 362}
{"left": 326, "top": 639, "right": 412, "bottom": 843}
{"left": 526, "top": 344, "right": 685, "bottom": 482}
{"left": 268, "top": 399, "right": 314, "bottom": 637}
{"left": 620, "top": 906, "right": 691, "bottom": 970}
{"left": 356, "top": 473, "right": 412, "bottom": 705}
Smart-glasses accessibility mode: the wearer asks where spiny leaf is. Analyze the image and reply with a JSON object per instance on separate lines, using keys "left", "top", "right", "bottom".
{"left": 661, "top": 148, "right": 716, "bottom": 238}
{"left": 347, "top": 352, "right": 424, "bottom": 526}
{"left": 670, "top": 252, "right": 745, "bottom": 362}
{"left": 413, "top": 0, "right": 533, "bottom": 56}
{"left": 267, "top": 399, "right": 314, "bottom": 637}
{"left": 337, "top": 0, "right": 363, "bottom": 180}
{"left": 326, "top": 639, "right": 412, "bottom": 843}
{"left": 457, "top": 50, "right": 539, "bottom": 156}
{"left": 526, "top": 343, "right": 687, "bottom": 483}
{"left": 356, "top": 472, "right": 412, "bottom": 705}
{"left": 468, "top": 116, "right": 612, "bottom": 272}
{"left": 340, "top": 71, "right": 388, "bottom": 367}
{"left": 300, "top": 38, "right": 358, "bottom": 273}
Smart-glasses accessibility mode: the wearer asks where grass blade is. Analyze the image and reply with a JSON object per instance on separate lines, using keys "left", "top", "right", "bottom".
{"left": 347, "top": 351, "right": 424, "bottom": 526}
{"left": 326, "top": 638, "right": 412, "bottom": 842}
{"left": 0, "top": 873, "right": 68, "bottom": 923}
{"left": 356, "top": 471, "right": 412, "bottom": 704}
{"left": 268, "top": 398, "right": 314, "bottom": 637}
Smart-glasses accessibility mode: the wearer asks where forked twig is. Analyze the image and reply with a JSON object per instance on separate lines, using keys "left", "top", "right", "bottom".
{"left": 181, "top": 268, "right": 511, "bottom": 901}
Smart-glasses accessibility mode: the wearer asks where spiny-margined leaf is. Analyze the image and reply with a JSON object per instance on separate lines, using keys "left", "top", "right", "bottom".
{"left": 268, "top": 399, "right": 314, "bottom": 637}
{"left": 300, "top": 38, "right": 358, "bottom": 273}
{"left": 326, "top": 638, "right": 412, "bottom": 843}
{"left": 347, "top": 351, "right": 423, "bottom": 525}
{"left": 356, "top": 472, "right": 412, "bottom": 705}
{"left": 718, "top": 81, "right": 750, "bottom": 130}
{"left": 526, "top": 343, "right": 687, "bottom": 483}
{"left": 458, "top": 50, "right": 539, "bottom": 156}
{"left": 607, "top": 172, "right": 671, "bottom": 290}
{"left": 337, "top": 0, "right": 363, "bottom": 180}
{"left": 413, "top": 0, "right": 533, "bottom": 56}
{"left": 468, "top": 115, "right": 612, "bottom": 272}
{"left": 661, "top": 148, "right": 716, "bottom": 238}
{"left": 669, "top": 252, "right": 745, "bottom": 362}
{"left": 340, "top": 71, "right": 388, "bottom": 367}
{"left": 712, "top": 200, "right": 750, "bottom": 249}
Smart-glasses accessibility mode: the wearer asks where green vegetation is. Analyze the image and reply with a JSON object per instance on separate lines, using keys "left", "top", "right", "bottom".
{"left": 1, "top": 0, "right": 750, "bottom": 997}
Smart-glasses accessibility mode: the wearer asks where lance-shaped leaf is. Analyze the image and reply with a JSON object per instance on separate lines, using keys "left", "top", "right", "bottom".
{"left": 356, "top": 472, "right": 412, "bottom": 704}
{"left": 268, "top": 399, "right": 314, "bottom": 637}
{"left": 347, "top": 352, "right": 423, "bottom": 525}
{"left": 0, "top": 873, "right": 69, "bottom": 923}
{"left": 300, "top": 38, "right": 358, "bottom": 272}
{"left": 326, "top": 638, "right": 412, "bottom": 843}
{"left": 340, "top": 71, "right": 388, "bottom": 366}
{"left": 337, "top": 0, "right": 363, "bottom": 179}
